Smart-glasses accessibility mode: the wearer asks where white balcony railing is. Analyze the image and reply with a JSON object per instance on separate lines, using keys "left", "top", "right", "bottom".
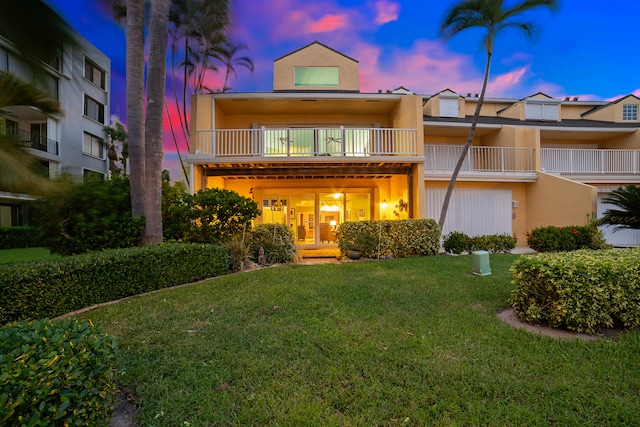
{"left": 541, "top": 148, "right": 640, "bottom": 174}
{"left": 425, "top": 145, "right": 534, "bottom": 173}
{"left": 195, "top": 127, "right": 418, "bottom": 158}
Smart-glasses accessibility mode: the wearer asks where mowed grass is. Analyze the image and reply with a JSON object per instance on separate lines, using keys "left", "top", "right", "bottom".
{"left": 0, "top": 247, "right": 60, "bottom": 264}
{"left": 81, "top": 255, "right": 640, "bottom": 426}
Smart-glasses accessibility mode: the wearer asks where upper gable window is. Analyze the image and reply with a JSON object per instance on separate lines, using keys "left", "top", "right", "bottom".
{"left": 525, "top": 101, "right": 559, "bottom": 121}
{"left": 439, "top": 97, "right": 458, "bottom": 117}
{"left": 294, "top": 67, "right": 339, "bottom": 87}
{"left": 623, "top": 104, "right": 638, "bottom": 121}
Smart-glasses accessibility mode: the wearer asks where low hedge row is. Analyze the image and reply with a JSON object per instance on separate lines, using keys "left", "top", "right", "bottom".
{"left": 338, "top": 219, "right": 440, "bottom": 258}
{"left": 1, "top": 318, "right": 116, "bottom": 426}
{"left": 443, "top": 231, "right": 517, "bottom": 254}
{"left": 0, "top": 243, "right": 230, "bottom": 324}
{"left": 0, "top": 227, "right": 41, "bottom": 249}
{"left": 525, "top": 223, "right": 609, "bottom": 252}
{"left": 509, "top": 249, "right": 640, "bottom": 334}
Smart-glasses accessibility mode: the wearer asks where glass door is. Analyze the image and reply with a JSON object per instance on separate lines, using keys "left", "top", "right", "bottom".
{"left": 290, "top": 193, "right": 315, "bottom": 244}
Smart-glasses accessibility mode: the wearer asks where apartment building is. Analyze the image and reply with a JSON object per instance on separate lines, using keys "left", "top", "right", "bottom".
{"left": 0, "top": 29, "right": 110, "bottom": 226}
{"left": 188, "top": 41, "right": 640, "bottom": 247}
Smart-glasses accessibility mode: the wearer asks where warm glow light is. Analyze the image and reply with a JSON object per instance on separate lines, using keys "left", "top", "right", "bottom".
{"left": 329, "top": 220, "right": 337, "bottom": 227}
{"left": 380, "top": 198, "right": 387, "bottom": 209}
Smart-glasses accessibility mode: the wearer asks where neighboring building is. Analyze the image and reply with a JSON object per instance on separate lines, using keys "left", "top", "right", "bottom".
{"left": 0, "top": 28, "right": 110, "bottom": 226}
{"left": 188, "top": 41, "right": 640, "bottom": 248}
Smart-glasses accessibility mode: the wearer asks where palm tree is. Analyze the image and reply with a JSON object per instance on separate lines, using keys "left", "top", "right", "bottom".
{"left": 437, "top": 0, "right": 558, "bottom": 231}
{"left": 215, "top": 41, "right": 254, "bottom": 93}
{"left": 600, "top": 185, "right": 640, "bottom": 231}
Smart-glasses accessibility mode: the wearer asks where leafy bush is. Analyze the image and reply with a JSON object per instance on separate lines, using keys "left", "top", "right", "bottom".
{"left": 187, "top": 188, "right": 261, "bottom": 244}
{"left": 0, "top": 243, "right": 229, "bottom": 323}
{"left": 443, "top": 232, "right": 516, "bottom": 254}
{"left": 162, "top": 180, "right": 192, "bottom": 241}
{"left": 443, "top": 231, "right": 471, "bottom": 254}
{"left": 526, "top": 220, "right": 610, "bottom": 252}
{"left": 0, "top": 227, "right": 41, "bottom": 249}
{"left": 0, "top": 318, "right": 116, "bottom": 426}
{"left": 250, "top": 224, "right": 299, "bottom": 264}
{"left": 338, "top": 219, "right": 440, "bottom": 258}
{"left": 509, "top": 249, "right": 640, "bottom": 333}
{"left": 28, "top": 176, "right": 144, "bottom": 255}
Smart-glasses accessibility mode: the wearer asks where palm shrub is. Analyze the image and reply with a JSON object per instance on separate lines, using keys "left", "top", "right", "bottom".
{"left": 250, "top": 223, "right": 299, "bottom": 264}
{"left": 600, "top": 185, "right": 640, "bottom": 230}
{"left": 224, "top": 235, "right": 253, "bottom": 272}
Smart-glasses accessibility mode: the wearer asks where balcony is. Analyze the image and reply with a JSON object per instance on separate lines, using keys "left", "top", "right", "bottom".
{"left": 541, "top": 148, "right": 640, "bottom": 181}
{"left": 424, "top": 144, "right": 535, "bottom": 181}
{"left": 2, "top": 129, "right": 59, "bottom": 155}
{"left": 193, "top": 127, "right": 418, "bottom": 159}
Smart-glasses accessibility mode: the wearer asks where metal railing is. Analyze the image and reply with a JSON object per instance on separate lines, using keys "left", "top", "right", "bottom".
{"left": 541, "top": 148, "right": 640, "bottom": 174}
{"left": 195, "top": 127, "right": 418, "bottom": 158}
{"left": 2, "top": 128, "right": 59, "bottom": 155}
{"left": 425, "top": 145, "right": 534, "bottom": 173}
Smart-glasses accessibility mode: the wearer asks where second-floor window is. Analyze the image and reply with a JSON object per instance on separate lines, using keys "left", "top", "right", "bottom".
{"left": 84, "top": 95, "right": 105, "bottom": 123}
{"left": 83, "top": 132, "right": 104, "bottom": 158}
{"left": 623, "top": 104, "right": 638, "bottom": 121}
{"left": 294, "top": 67, "right": 339, "bottom": 87}
{"left": 525, "top": 102, "right": 559, "bottom": 121}
{"left": 84, "top": 58, "right": 106, "bottom": 89}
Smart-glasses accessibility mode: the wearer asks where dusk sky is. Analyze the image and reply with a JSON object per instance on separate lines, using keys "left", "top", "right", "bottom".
{"left": 46, "top": 0, "right": 640, "bottom": 181}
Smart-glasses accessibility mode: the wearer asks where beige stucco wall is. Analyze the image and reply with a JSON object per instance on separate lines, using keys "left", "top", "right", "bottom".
{"left": 525, "top": 172, "right": 596, "bottom": 230}
{"left": 190, "top": 94, "right": 214, "bottom": 154}
{"left": 498, "top": 102, "right": 524, "bottom": 120}
{"left": 584, "top": 96, "right": 640, "bottom": 122}
{"left": 273, "top": 43, "right": 359, "bottom": 91}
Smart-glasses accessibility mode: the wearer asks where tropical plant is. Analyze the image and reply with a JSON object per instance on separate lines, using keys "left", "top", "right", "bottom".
{"left": 215, "top": 40, "right": 255, "bottom": 92}
{"left": 599, "top": 185, "right": 640, "bottom": 231}
{"left": 103, "top": 120, "right": 128, "bottom": 177}
{"left": 437, "top": 0, "right": 559, "bottom": 233}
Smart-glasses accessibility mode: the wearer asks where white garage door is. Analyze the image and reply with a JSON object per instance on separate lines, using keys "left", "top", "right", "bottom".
{"left": 425, "top": 188, "right": 512, "bottom": 237}
{"left": 597, "top": 192, "right": 640, "bottom": 247}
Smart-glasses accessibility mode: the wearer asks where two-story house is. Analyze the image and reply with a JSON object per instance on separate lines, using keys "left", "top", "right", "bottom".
{"left": 0, "top": 28, "right": 110, "bottom": 226}
{"left": 188, "top": 41, "right": 640, "bottom": 248}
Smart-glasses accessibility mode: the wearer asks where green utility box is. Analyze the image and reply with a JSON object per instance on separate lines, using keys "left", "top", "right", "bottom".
{"left": 472, "top": 250, "right": 491, "bottom": 276}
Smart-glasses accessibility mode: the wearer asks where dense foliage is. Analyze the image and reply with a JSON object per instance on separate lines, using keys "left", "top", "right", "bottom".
{"left": 599, "top": 184, "right": 640, "bottom": 230}
{"left": 510, "top": 248, "right": 640, "bottom": 333}
{"left": 29, "top": 176, "right": 144, "bottom": 255}
{"left": 0, "top": 318, "right": 116, "bottom": 426}
{"left": 525, "top": 221, "right": 609, "bottom": 252}
{"left": 443, "top": 231, "right": 517, "bottom": 254}
{"left": 0, "top": 243, "right": 229, "bottom": 323}
{"left": 0, "top": 227, "right": 40, "bottom": 249}
{"left": 338, "top": 219, "right": 440, "bottom": 258}
{"left": 250, "top": 223, "right": 299, "bottom": 264}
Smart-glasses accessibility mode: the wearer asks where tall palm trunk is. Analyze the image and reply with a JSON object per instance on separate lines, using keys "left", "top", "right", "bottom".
{"left": 126, "top": 0, "right": 145, "bottom": 218}
{"left": 438, "top": 50, "right": 493, "bottom": 230}
{"left": 143, "top": 0, "right": 171, "bottom": 245}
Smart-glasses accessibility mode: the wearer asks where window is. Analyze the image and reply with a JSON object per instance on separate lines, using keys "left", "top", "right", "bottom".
{"left": 83, "top": 132, "right": 104, "bottom": 158}
{"left": 84, "top": 58, "right": 106, "bottom": 89}
{"left": 84, "top": 95, "right": 105, "bottom": 123}
{"left": 525, "top": 102, "right": 559, "bottom": 121}
{"left": 623, "top": 104, "right": 638, "bottom": 121}
{"left": 294, "top": 67, "right": 339, "bottom": 87}
{"left": 83, "top": 169, "right": 105, "bottom": 182}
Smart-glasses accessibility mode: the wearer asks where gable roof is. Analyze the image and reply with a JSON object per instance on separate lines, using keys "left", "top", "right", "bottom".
{"left": 581, "top": 94, "right": 640, "bottom": 117}
{"left": 273, "top": 41, "right": 359, "bottom": 63}
{"left": 497, "top": 91, "right": 558, "bottom": 114}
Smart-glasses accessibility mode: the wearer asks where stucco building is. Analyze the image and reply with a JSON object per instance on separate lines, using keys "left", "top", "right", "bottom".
{"left": 188, "top": 41, "right": 640, "bottom": 248}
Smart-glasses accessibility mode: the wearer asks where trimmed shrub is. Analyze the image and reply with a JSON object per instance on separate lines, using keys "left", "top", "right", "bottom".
{"left": 338, "top": 219, "right": 440, "bottom": 258}
{"left": 443, "top": 232, "right": 517, "bottom": 254}
{"left": 526, "top": 222, "right": 610, "bottom": 252}
{"left": 0, "top": 227, "right": 41, "bottom": 249}
{"left": 0, "top": 318, "right": 116, "bottom": 426}
{"left": 443, "top": 231, "right": 471, "bottom": 254}
{"left": 0, "top": 243, "right": 229, "bottom": 324}
{"left": 250, "top": 224, "right": 299, "bottom": 264}
{"left": 509, "top": 249, "right": 640, "bottom": 333}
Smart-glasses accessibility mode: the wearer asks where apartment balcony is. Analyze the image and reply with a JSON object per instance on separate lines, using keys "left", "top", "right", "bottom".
{"left": 541, "top": 148, "right": 640, "bottom": 183}
{"left": 424, "top": 144, "right": 536, "bottom": 182}
{"left": 2, "top": 129, "right": 59, "bottom": 156}
{"left": 193, "top": 127, "right": 419, "bottom": 161}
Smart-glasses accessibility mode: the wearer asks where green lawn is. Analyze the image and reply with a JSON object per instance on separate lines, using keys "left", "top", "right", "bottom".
{"left": 0, "top": 247, "right": 60, "bottom": 264}
{"left": 81, "top": 255, "right": 640, "bottom": 426}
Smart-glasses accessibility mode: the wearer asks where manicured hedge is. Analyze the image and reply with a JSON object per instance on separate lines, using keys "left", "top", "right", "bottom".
{"left": 338, "top": 219, "right": 440, "bottom": 258}
{"left": 525, "top": 223, "right": 609, "bottom": 252}
{"left": 509, "top": 249, "right": 640, "bottom": 334}
{"left": 0, "top": 243, "right": 230, "bottom": 324}
{"left": 443, "top": 231, "right": 517, "bottom": 254}
{"left": 1, "top": 318, "right": 116, "bottom": 426}
{"left": 0, "top": 227, "right": 41, "bottom": 249}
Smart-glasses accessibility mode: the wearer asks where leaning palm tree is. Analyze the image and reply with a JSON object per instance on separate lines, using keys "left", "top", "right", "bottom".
{"left": 437, "top": 0, "right": 558, "bottom": 231}
{"left": 0, "top": 73, "right": 61, "bottom": 193}
{"left": 600, "top": 185, "right": 640, "bottom": 231}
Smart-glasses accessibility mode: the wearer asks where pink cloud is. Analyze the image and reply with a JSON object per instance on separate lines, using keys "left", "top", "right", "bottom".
{"left": 374, "top": 0, "right": 400, "bottom": 25}
{"left": 307, "top": 14, "right": 348, "bottom": 33}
